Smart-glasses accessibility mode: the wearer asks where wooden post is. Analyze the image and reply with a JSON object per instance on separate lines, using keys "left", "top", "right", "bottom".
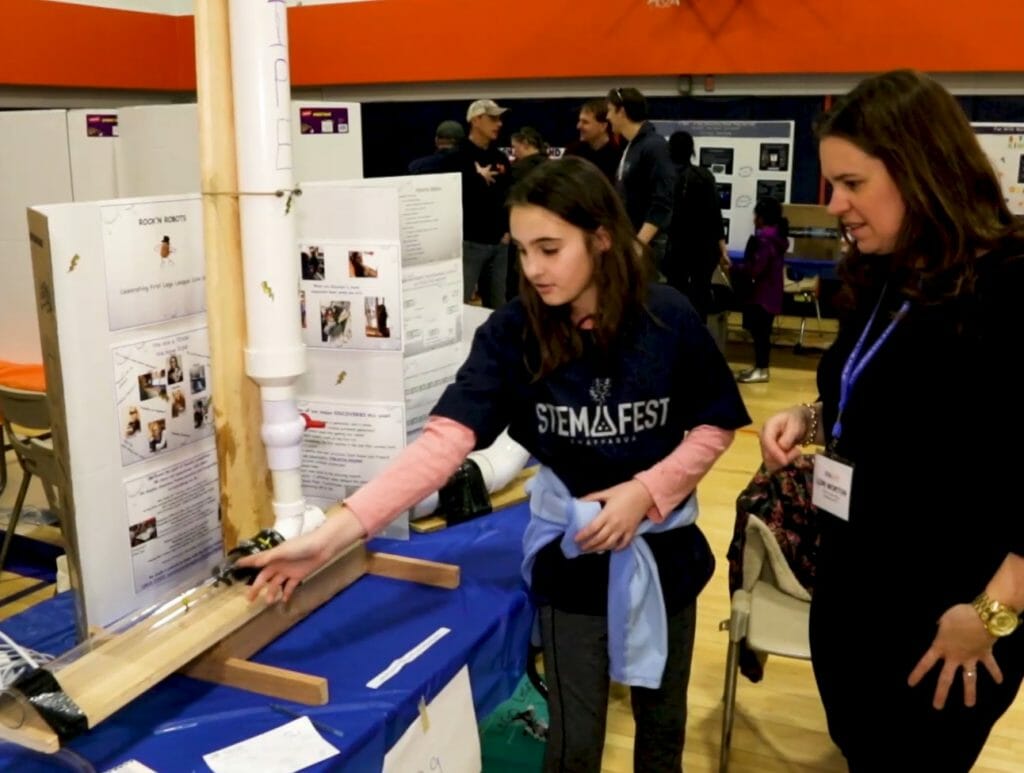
{"left": 194, "top": 0, "right": 273, "bottom": 545}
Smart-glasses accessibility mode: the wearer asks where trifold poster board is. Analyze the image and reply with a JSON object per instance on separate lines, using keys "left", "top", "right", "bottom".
{"left": 28, "top": 195, "right": 219, "bottom": 628}
{"left": 651, "top": 120, "right": 795, "bottom": 253}
{"left": 972, "top": 123, "right": 1024, "bottom": 215}
{"left": 294, "top": 173, "right": 464, "bottom": 539}
{"left": 0, "top": 111, "right": 75, "bottom": 363}
{"left": 27, "top": 172, "right": 461, "bottom": 627}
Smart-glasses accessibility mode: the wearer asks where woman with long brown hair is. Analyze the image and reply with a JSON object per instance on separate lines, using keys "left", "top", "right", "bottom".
{"left": 239, "top": 156, "right": 749, "bottom": 771}
{"left": 759, "top": 70, "right": 1024, "bottom": 771}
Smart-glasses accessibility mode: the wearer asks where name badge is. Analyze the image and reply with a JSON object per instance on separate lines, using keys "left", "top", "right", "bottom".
{"left": 812, "top": 454, "right": 854, "bottom": 521}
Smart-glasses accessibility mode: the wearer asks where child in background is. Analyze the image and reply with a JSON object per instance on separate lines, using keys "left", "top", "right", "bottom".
{"left": 736, "top": 197, "right": 788, "bottom": 383}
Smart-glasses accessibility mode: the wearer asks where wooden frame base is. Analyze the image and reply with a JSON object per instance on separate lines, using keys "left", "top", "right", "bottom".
{"left": 0, "top": 544, "right": 459, "bottom": 753}
{"left": 180, "top": 545, "right": 459, "bottom": 704}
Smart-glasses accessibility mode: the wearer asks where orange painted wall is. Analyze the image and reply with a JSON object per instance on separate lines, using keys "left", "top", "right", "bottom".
{"left": 4, "top": 0, "right": 1023, "bottom": 92}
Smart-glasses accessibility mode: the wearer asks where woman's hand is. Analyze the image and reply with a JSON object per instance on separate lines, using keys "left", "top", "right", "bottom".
{"left": 575, "top": 480, "right": 653, "bottom": 553}
{"left": 759, "top": 405, "right": 810, "bottom": 472}
{"left": 907, "top": 604, "right": 1004, "bottom": 709}
{"left": 237, "top": 508, "right": 366, "bottom": 604}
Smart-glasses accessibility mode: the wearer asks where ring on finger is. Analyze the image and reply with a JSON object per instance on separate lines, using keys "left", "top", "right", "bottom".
{"left": 965, "top": 670, "right": 976, "bottom": 679}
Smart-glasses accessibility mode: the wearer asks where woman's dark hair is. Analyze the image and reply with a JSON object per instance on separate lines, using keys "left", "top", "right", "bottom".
{"left": 506, "top": 156, "right": 652, "bottom": 379}
{"left": 816, "top": 69, "right": 1023, "bottom": 304}
{"left": 754, "top": 197, "right": 789, "bottom": 239}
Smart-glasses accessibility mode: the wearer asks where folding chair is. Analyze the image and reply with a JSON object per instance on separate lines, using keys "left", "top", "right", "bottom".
{"left": 0, "top": 386, "right": 61, "bottom": 575}
{"left": 719, "top": 472, "right": 818, "bottom": 773}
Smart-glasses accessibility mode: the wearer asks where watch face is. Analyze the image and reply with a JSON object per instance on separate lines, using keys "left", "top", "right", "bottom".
{"left": 991, "top": 610, "right": 1020, "bottom": 637}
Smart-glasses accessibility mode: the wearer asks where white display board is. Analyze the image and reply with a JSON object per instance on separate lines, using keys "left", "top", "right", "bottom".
{"left": 292, "top": 101, "right": 364, "bottom": 181}
{"left": 67, "top": 108, "right": 120, "bottom": 202}
{"left": 973, "top": 123, "right": 1024, "bottom": 215}
{"left": 652, "top": 119, "right": 795, "bottom": 253}
{"left": 28, "top": 194, "right": 222, "bottom": 627}
{"left": 114, "top": 101, "right": 365, "bottom": 199}
{"left": 294, "top": 174, "right": 464, "bottom": 534}
{"left": 0, "top": 110, "right": 75, "bottom": 363}
{"left": 115, "top": 105, "right": 202, "bottom": 198}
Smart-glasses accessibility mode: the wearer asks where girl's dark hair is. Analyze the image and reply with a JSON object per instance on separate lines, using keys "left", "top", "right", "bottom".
{"left": 506, "top": 156, "right": 652, "bottom": 379}
{"left": 754, "top": 197, "right": 789, "bottom": 239}
{"left": 816, "top": 69, "right": 1024, "bottom": 305}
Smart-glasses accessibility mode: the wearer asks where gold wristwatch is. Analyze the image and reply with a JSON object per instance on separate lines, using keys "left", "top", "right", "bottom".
{"left": 972, "top": 593, "right": 1021, "bottom": 637}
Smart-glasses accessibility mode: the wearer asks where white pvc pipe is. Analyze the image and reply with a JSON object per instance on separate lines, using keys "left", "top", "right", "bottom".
{"left": 412, "top": 428, "right": 530, "bottom": 518}
{"left": 228, "top": 0, "right": 322, "bottom": 537}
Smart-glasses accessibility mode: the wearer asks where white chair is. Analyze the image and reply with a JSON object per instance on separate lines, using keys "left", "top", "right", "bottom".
{"left": 0, "top": 386, "right": 61, "bottom": 575}
{"left": 719, "top": 516, "right": 812, "bottom": 772}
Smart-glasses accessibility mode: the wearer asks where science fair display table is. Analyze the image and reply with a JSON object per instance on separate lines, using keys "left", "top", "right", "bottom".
{"left": 0, "top": 503, "right": 534, "bottom": 772}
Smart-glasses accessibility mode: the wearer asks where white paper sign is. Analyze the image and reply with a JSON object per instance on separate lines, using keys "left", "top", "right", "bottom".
{"left": 811, "top": 454, "right": 854, "bottom": 521}
{"left": 203, "top": 716, "right": 340, "bottom": 773}
{"left": 113, "top": 328, "right": 213, "bottom": 466}
{"left": 101, "top": 198, "right": 206, "bottom": 331}
{"left": 299, "top": 240, "right": 402, "bottom": 352}
{"left": 124, "top": 449, "right": 222, "bottom": 593}
{"left": 402, "top": 258, "right": 462, "bottom": 356}
{"left": 297, "top": 400, "right": 406, "bottom": 505}
{"left": 383, "top": 665, "right": 480, "bottom": 773}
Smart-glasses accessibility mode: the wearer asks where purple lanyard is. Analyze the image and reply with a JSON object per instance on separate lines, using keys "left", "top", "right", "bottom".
{"left": 833, "top": 290, "right": 911, "bottom": 441}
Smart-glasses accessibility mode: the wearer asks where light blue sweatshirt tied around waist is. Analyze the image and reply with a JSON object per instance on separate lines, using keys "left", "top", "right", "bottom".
{"left": 521, "top": 465, "right": 699, "bottom": 689}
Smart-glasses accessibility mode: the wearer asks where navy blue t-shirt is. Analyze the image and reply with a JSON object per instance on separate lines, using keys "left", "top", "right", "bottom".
{"left": 433, "top": 283, "right": 751, "bottom": 613}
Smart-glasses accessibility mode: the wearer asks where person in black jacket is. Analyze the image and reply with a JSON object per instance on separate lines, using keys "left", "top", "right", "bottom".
{"left": 606, "top": 88, "right": 676, "bottom": 273}
{"left": 665, "top": 130, "right": 729, "bottom": 321}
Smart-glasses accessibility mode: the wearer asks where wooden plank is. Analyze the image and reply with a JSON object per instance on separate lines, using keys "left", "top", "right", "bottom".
{"left": 365, "top": 552, "right": 459, "bottom": 590}
{"left": 183, "top": 542, "right": 370, "bottom": 670}
{"left": 0, "top": 703, "right": 60, "bottom": 755}
{"left": 196, "top": 0, "right": 274, "bottom": 547}
{"left": 184, "top": 657, "right": 327, "bottom": 706}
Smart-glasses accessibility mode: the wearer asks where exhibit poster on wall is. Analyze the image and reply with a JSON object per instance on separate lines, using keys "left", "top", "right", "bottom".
{"left": 972, "top": 123, "right": 1024, "bottom": 215}
{"left": 28, "top": 194, "right": 223, "bottom": 628}
{"left": 651, "top": 120, "right": 795, "bottom": 253}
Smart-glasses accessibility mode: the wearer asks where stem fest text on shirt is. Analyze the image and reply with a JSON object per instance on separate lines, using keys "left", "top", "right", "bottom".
{"left": 535, "top": 398, "right": 670, "bottom": 440}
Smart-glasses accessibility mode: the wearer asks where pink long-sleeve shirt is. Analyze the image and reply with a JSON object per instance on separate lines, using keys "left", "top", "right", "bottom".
{"left": 345, "top": 416, "right": 733, "bottom": 537}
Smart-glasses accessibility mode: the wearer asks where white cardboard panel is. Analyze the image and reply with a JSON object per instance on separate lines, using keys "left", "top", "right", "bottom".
{"left": 0, "top": 110, "right": 73, "bottom": 362}
{"left": 67, "top": 108, "right": 120, "bottom": 202}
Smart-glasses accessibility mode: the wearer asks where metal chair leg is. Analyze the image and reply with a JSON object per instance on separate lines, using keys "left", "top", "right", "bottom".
{"left": 0, "top": 466, "right": 32, "bottom": 575}
{"left": 719, "top": 637, "right": 742, "bottom": 773}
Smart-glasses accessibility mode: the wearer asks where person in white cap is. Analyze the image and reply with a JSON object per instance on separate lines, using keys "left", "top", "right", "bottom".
{"left": 442, "top": 99, "right": 513, "bottom": 308}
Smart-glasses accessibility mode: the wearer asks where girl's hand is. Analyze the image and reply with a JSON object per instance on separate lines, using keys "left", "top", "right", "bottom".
{"left": 907, "top": 604, "right": 1004, "bottom": 709}
{"left": 237, "top": 510, "right": 366, "bottom": 604}
{"left": 575, "top": 480, "right": 653, "bottom": 553}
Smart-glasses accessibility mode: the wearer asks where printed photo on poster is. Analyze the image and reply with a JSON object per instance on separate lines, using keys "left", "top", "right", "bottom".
{"left": 364, "top": 297, "right": 392, "bottom": 339}
{"left": 348, "top": 250, "right": 380, "bottom": 278}
{"left": 301, "top": 245, "right": 326, "bottom": 281}
{"left": 320, "top": 300, "right": 354, "bottom": 345}
{"left": 299, "top": 240, "right": 402, "bottom": 352}
{"left": 101, "top": 198, "right": 206, "bottom": 331}
{"left": 716, "top": 182, "right": 733, "bottom": 210}
{"left": 756, "top": 179, "right": 787, "bottom": 202}
{"left": 114, "top": 328, "right": 213, "bottom": 466}
{"left": 700, "top": 147, "right": 734, "bottom": 176}
{"left": 759, "top": 143, "right": 790, "bottom": 172}
{"left": 124, "top": 450, "right": 222, "bottom": 595}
